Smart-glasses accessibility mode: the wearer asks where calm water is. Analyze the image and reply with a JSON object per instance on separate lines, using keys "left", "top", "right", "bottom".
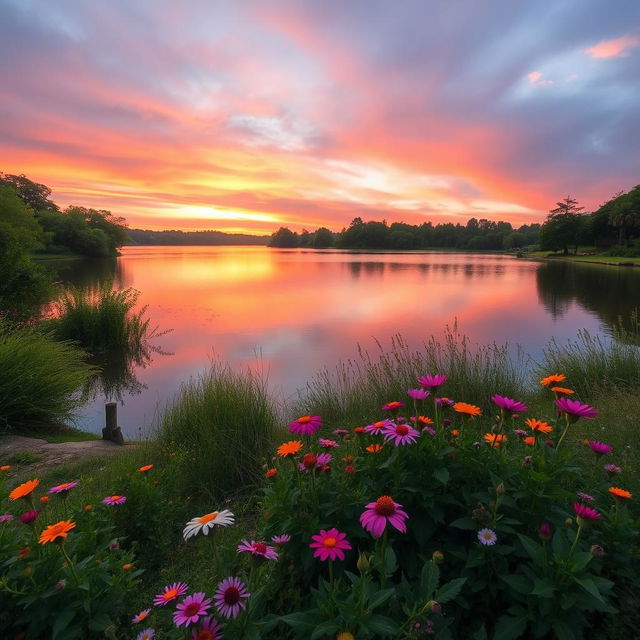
{"left": 52, "top": 246, "right": 640, "bottom": 438}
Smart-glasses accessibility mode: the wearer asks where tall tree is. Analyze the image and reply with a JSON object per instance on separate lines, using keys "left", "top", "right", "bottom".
{"left": 540, "top": 196, "right": 585, "bottom": 255}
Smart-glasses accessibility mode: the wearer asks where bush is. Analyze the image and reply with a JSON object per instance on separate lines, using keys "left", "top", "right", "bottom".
{"left": 0, "top": 318, "right": 96, "bottom": 432}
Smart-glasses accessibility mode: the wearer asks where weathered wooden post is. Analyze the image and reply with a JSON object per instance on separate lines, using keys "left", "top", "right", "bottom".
{"left": 102, "top": 402, "right": 124, "bottom": 445}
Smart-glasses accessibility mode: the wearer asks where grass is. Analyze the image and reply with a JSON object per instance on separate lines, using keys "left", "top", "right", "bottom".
{"left": 0, "top": 317, "right": 97, "bottom": 432}
{"left": 156, "top": 363, "right": 281, "bottom": 500}
{"left": 6, "top": 450, "right": 44, "bottom": 465}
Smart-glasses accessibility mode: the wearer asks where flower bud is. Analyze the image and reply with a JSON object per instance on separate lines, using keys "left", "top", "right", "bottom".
{"left": 565, "top": 517, "right": 573, "bottom": 526}
{"left": 522, "top": 456, "right": 532, "bottom": 468}
{"left": 495, "top": 483, "right": 506, "bottom": 496}
{"left": 590, "top": 544, "right": 605, "bottom": 556}
{"left": 357, "top": 552, "right": 371, "bottom": 575}
{"left": 55, "top": 580, "right": 66, "bottom": 590}
{"left": 432, "top": 550, "right": 444, "bottom": 564}
{"left": 423, "top": 600, "right": 442, "bottom": 615}
{"left": 538, "top": 523, "right": 552, "bottom": 540}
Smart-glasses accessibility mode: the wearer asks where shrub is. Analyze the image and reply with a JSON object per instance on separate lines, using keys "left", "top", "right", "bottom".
{"left": 0, "top": 318, "right": 95, "bottom": 432}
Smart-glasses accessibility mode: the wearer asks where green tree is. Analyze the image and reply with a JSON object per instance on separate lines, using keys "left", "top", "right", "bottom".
{"left": 540, "top": 196, "right": 585, "bottom": 255}
{"left": 268, "top": 227, "right": 299, "bottom": 248}
{"left": 608, "top": 186, "right": 640, "bottom": 246}
{"left": 311, "top": 227, "right": 334, "bottom": 248}
{"left": 0, "top": 172, "right": 58, "bottom": 212}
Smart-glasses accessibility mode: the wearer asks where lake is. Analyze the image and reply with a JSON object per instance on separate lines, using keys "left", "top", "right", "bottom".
{"left": 52, "top": 246, "right": 640, "bottom": 438}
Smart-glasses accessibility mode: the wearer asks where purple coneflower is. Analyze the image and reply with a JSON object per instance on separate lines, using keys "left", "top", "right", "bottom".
{"left": 310, "top": 528, "right": 352, "bottom": 561}
{"left": 0, "top": 513, "right": 14, "bottom": 523}
{"left": 288, "top": 415, "right": 322, "bottom": 436}
{"left": 418, "top": 374, "right": 447, "bottom": 390}
{"left": 491, "top": 394, "right": 528, "bottom": 414}
{"left": 587, "top": 441, "right": 613, "bottom": 456}
{"left": 271, "top": 534, "right": 291, "bottom": 545}
{"left": 214, "top": 576, "right": 250, "bottom": 619}
{"left": 173, "top": 592, "right": 211, "bottom": 628}
{"left": 360, "top": 495, "right": 408, "bottom": 538}
{"left": 382, "top": 422, "right": 420, "bottom": 446}
{"left": 573, "top": 502, "right": 601, "bottom": 524}
{"left": 555, "top": 398, "right": 598, "bottom": 422}
{"left": 237, "top": 539, "right": 279, "bottom": 560}
{"left": 436, "top": 397, "right": 455, "bottom": 408}
{"left": 191, "top": 616, "right": 223, "bottom": 640}
{"left": 407, "top": 388, "right": 430, "bottom": 401}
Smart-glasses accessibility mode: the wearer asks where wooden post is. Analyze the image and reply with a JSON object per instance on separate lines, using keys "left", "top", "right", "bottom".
{"left": 102, "top": 402, "right": 124, "bottom": 445}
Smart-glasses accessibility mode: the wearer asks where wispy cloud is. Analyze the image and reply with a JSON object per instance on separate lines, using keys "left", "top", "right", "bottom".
{"left": 585, "top": 34, "right": 640, "bottom": 59}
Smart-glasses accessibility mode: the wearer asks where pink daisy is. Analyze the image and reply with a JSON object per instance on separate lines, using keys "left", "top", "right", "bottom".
{"left": 332, "top": 429, "right": 349, "bottom": 438}
{"left": 173, "top": 592, "right": 211, "bottom": 628}
{"left": 48, "top": 481, "right": 79, "bottom": 494}
{"left": 0, "top": 514, "right": 14, "bottom": 523}
{"left": 587, "top": 441, "right": 613, "bottom": 456}
{"left": 418, "top": 374, "right": 447, "bottom": 390}
{"left": 191, "top": 616, "right": 223, "bottom": 640}
{"left": 573, "top": 503, "right": 601, "bottom": 523}
{"left": 382, "top": 401, "right": 405, "bottom": 412}
{"left": 132, "top": 609, "right": 151, "bottom": 624}
{"left": 19, "top": 510, "right": 40, "bottom": 524}
{"left": 577, "top": 492, "right": 594, "bottom": 502}
{"left": 491, "top": 394, "right": 528, "bottom": 414}
{"left": 382, "top": 422, "right": 419, "bottom": 446}
{"left": 319, "top": 438, "right": 339, "bottom": 448}
{"left": 288, "top": 415, "right": 322, "bottom": 436}
{"left": 407, "top": 388, "right": 430, "bottom": 401}
{"left": 364, "top": 419, "right": 393, "bottom": 435}
{"left": 102, "top": 495, "right": 126, "bottom": 506}
{"left": 214, "top": 576, "right": 251, "bottom": 619}
{"left": 271, "top": 534, "right": 291, "bottom": 545}
{"left": 153, "top": 582, "right": 189, "bottom": 607}
{"left": 360, "top": 495, "right": 409, "bottom": 538}
{"left": 237, "top": 539, "right": 279, "bottom": 560}
{"left": 310, "top": 528, "right": 352, "bottom": 561}
{"left": 555, "top": 398, "right": 598, "bottom": 421}
{"left": 604, "top": 463, "right": 622, "bottom": 475}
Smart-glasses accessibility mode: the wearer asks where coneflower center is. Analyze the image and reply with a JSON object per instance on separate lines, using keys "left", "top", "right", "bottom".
{"left": 298, "top": 415, "right": 311, "bottom": 423}
{"left": 255, "top": 542, "right": 267, "bottom": 554}
{"left": 224, "top": 586, "right": 240, "bottom": 604}
{"left": 396, "top": 425, "right": 409, "bottom": 435}
{"left": 323, "top": 537, "right": 337, "bottom": 548}
{"left": 184, "top": 602, "right": 201, "bottom": 616}
{"left": 375, "top": 496, "right": 396, "bottom": 516}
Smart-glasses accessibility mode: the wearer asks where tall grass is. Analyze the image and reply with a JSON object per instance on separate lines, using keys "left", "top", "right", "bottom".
{"left": 0, "top": 318, "right": 96, "bottom": 432}
{"left": 301, "top": 328, "right": 528, "bottom": 424}
{"left": 156, "top": 363, "right": 280, "bottom": 500}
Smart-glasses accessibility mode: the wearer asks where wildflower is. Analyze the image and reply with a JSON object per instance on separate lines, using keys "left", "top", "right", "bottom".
{"left": 360, "top": 495, "right": 408, "bottom": 538}
{"left": 214, "top": 576, "right": 251, "bottom": 619}
{"left": 588, "top": 441, "right": 613, "bottom": 456}
{"left": 319, "top": 438, "right": 339, "bottom": 448}
{"left": 102, "top": 495, "right": 126, "bottom": 506}
{"left": 19, "top": 510, "right": 39, "bottom": 525}
{"left": 132, "top": 609, "right": 151, "bottom": 624}
{"left": 491, "top": 394, "right": 528, "bottom": 414}
{"left": 277, "top": 441, "right": 302, "bottom": 458}
{"left": 84, "top": 504, "right": 93, "bottom": 511}
{"left": 577, "top": 492, "right": 594, "bottom": 502}
{"left": 354, "top": 426, "right": 365, "bottom": 435}
{"left": 364, "top": 419, "right": 392, "bottom": 434}
{"left": 573, "top": 503, "right": 601, "bottom": 524}
{"left": 18, "top": 547, "right": 30, "bottom": 558}
{"left": 271, "top": 534, "right": 291, "bottom": 545}
{"left": 523, "top": 437, "right": 535, "bottom": 446}
{"left": 477, "top": 528, "right": 497, "bottom": 546}
{"left": 418, "top": 374, "right": 447, "bottom": 390}
{"left": 451, "top": 429, "right": 459, "bottom": 436}
{"left": 153, "top": 582, "right": 189, "bottom": 606}
{"left": 301, "top": 453, "right": 318, "bottom": 470}
{"left": 310, "top": 528, "right": 352, "bottom": 561}
{"left": 540, "top": 374, "right": 566, "bottom": 387}
{"left": 522, "top": 455, "right": 533, "bottom": 468}
{"left": 538, "top": 523, "right": 552, "bottom": 540}
{"left": 192, "top": 616, "right": 223, "bottom": 640}
{"left": 332, "top": 429, "right": 349, "bottom": 437}
{"left": 525, "top": 418, "right": 553, "bottom": 434}
{"left": 138, "top": 465, "right": 153, "bottom": 473}
{"left": 555, "top": 398, "right": 597, "bottom": 422}
{"left": 609, "top": 487, "right": 632, "bottom": 500}
{"left": 412, "top": 415, "right": 434, "bottom": 427}
{"left": 365, "top": 444, "right": 384, "bottom": 453}
{"left": 424, "top": 600, "right": 442, "bottom": 614}
{"left": 48, "top": 481, "right": 79, "bottom": 494}
{"left": 513, "top": 429, "right": 527, "bottom": 439}
{"left": 345, "top": 464, "right": 355, "bottom": 474}
{"left": 382, "top": 422, "right": 420, "bottom": 446}
{"left": 122, "top": 563, "right": 133, "bottom": 570}
{"left": 453, "top": 402, "right": 482, "bottom": 417}
{"left": 551, "top": 386, "right": 574, "bottom": 395}
{"left": 55, "top": 580, "right": 66, "bottom": 590}
{"left": 237, "top": 539, "right": 278, "bottom": 560}
{"left": 9, "top": 479, "right": 39, "bottom": 501}
{"left": 39, "top": 496, "right": 49, "bottom": 504}
{"left": 39, "top": 520, "right": 76, "bottom": 544}
{"left": 0, "top": 514, "right": 14, "bottom": 523}
{"left": 336, "top": 633, "right": 355, "bottom": 640}
{"left": 436, "top": 397, "right": 455, "bottom": 408}
{"left": 382, "top": 401, "right": 404, "bottom": 412}
{"left": 266, "top": 468, "right": 277, "bottom": 478}
{"left": 173, "top": 592, "right": 212, "bottom": 628}
{"left": 407, "top": 388, "right": 429, "bottom": 401}
{"left": 317, "top": 452, "right": 332, "bottom": 466}
{"left": 137, "top": 629, "right": 155, "bottom": 640}
{"left": 484, "top": 433, "right": 507, "bottom": 447}
{"left": 183, "top": 509, "right": 235, "bottom": 541}
{"left": 604, "top": 463, "right": 622, "bottom": 476}
{"left": 590, "top": 544, "right": 605, "bottom": 556}
{"left": 288, "top": 415, "right": 322, "bottom": 436}
{"left": 0, "top": 465, "right": 10, "bottom": 472}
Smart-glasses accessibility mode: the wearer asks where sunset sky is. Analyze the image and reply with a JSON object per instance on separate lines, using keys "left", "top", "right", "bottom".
{"left": 1, "top": 0, "right": 639, "bottom": 234}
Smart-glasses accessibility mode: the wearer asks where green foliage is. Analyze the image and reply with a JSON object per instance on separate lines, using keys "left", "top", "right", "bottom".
{"left": 269, "top": 227, "right": 300, "bottom": 247}
{"left": 157, "top": 364, "right": 280, "bottom": 500}
{"left": 540, "top": 196, "right": 586, "bottom": 255}
{"left": 0, "top": 318, "right": 96, "bottom": 432}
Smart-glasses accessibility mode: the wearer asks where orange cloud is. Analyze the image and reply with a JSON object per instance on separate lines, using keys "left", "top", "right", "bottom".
{"left": 585, "top": 35, "right": 640, "bottom": 59}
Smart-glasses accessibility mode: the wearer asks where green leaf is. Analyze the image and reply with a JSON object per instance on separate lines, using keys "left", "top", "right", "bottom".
{"left": 436, "top": 577, "right": 467, "bottom": 603}
{"left": 432, "top": 467, "right": 450, "bottom": 485}
{"left": 421, "top": 561, "right": 440, "bottom": 595}
{"left": 88, "top": 613, "right": 111, "bottom": 631}
{"left": 552, "top": 619, "right": 577, "bottom": 640}
{"left": 52, "top": 610, "right": 75, "bottom": 639}
{"left": 384, "top": 547, "right": 397, "bottom": 574}
{"left": 310, "top": 621, "right": 341, "bottom": 639}
{"left": 531, "top": 578, "right": 555, "bottom": 598}
{"left": 500, "top": 574, "right": 531, "bottom": 595}
{"left": 570, "top": 551, "right": 592, "bottom": 572}
{"left": 365, "top": 614, "right": 399, "bottom": 636}
{"left": 493, "top": 614, "right": 527, "bottom": 640}
{"left": 449, "top": 517, "right": 476, "bottom": 530}
{"left": 368, "top": 587, "right": 395, "bottom": 610}
{"left": 572, "top": 577, "right": 605, "bottom": 603}
{"left": 280, "top": 612, "right": 316, "bottom": 631}
{"left": 516, "top": 534, "right": 543, "bottom": 563}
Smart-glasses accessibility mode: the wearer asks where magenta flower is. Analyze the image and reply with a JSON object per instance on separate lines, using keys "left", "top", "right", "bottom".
{"left": 0, "top": 514, "right": 14, "bottom": 523}
{"left": 19, "top": 510, "right": 40, "bottom": 525}
{"left": 214, "top": 576, "right": 251, "bottom": 619}
{"left": 407, "top": 388, "right": 430, "bottom": 401}
{"left": 153, "top": 582, "right": 189, "bottom": 607}
{"left": 382, "top": 422, "right": 420, "bottom": 446}
{"left": 299, "top": 452, "right": 332, "bottom": 472}
{"left": 319, "top": 438, "right": 339, "bottom": 448}
{"left": 423, "top": 427, "right": 436, "bottom": 436}
{"left": 604, "top": 463, "right": 622, "bottom": 475}
{"left": 382, "top": 401, "right": 405, "bottom": 412}
{"left": 271, "top": 534, "right": 291, "bottom": 545}
{"left": 588, "top": 441, "right": 613, "bottom": 456}
{"left": 316, "top": 453, "right": 333, "bottom": 466}
{"left": 360, "top": 495, "right": 409, "bottom": 538}
{"left": 573, "top": 503, "right": 601, "bottom": 523}
{"left": 102, "top": 495, "right": 126, "bottom": 506}
{"left": 288, "top": 415, "right": 322, "bottom": 436}
{"left": 364, "top": 419, "right": 393, "bottom": 435}
{"left": 173, "top": 592, "right": 211, "bottom": 628}
{"left": 555, "top": 398, "right": 597, "bottom": 421}
{"left": 332, "top": 429, "right": 348, "bottom": 438}
{"left": 48, "top": 481, "right": 79, "bottom": 494}
{"left": 191, "top": 616, "right": 223, "bottom": 640}
{"left": 491, "top": 394, "right": 528, "bottom": 414}
{"left": 310, "top": 528, "right": 352, "bottom": 561}
{"left": 237, "top": 539, "right": 279, "bottom": 560}
{"left": 577, "top": 492, "right": 594, "bottom": 502}
{"left": 436, "top": 397, "right": 455, "bottom": 407}
{"left": 418, "top": 374, "right": 447, "bottom": 390}
{"left": 538, "top": 523, "right": 552, "bottom": 540}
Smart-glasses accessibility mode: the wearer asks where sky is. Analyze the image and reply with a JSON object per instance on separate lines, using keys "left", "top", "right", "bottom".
{"left": 1, "top": 0, "right": 639, "bottom": 234}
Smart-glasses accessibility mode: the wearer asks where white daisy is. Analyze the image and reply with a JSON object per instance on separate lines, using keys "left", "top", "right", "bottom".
{"left": 477, "top": 528, "right": 497, "bottom": 546}
{"left": 183, "top": 509, "right": 235, "bottom": 541}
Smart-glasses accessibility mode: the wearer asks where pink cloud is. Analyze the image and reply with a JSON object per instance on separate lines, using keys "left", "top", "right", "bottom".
{"left": 585, "top": 34, "right": 640, "bottom": 59}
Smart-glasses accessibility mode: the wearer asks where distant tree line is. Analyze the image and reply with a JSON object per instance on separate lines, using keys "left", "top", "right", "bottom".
{"left": 269, "top": 218, "right": 541, "bottom": 250}
{"left": 126, "top": 228, "right": 268, "bottom": 246}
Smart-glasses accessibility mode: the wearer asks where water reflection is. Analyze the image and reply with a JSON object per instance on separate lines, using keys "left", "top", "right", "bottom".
{"left": 49, "top": 257, "right": 125, "bottom": 289}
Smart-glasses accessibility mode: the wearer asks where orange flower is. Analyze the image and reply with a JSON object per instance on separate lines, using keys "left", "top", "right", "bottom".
{"left": 453, "top": 402, "right": 482, "bottom": 417}
{"left": 84, "top": 504, "right": 94, "bottom": 511}
{"left": 523, "top": 437, "right": 536, "bottom": 446}
{"left": 451, "top": 429, "right": 460, "bottom": 436}
{"left": 0, "top": 465, "right": 11, "bottom": 472}
{"left": 39, "top": 496, "right": 49, "bottom": 504}
{"left": 122, "top": 563, "right": 133, "bottom": 570}
{"left": 9, "top": 479, "right": 39, "bottom": 501}
{"left": 39, "top": 520, "right": 76, "bottom": 544}
{"left": 265, "top": 468, "right": 278, "bottom": 478}
{"left": 366, "top": 444, "right": 384, "bottom": 453}
{"left": 277, "top": 441, "right": 303, "bottom": 458}
{"left": 138, "top": 465, "right": 153, "bottom": 473}
{"left": 484, "top": 433, "right": 507, "bottom": 447}
{"left": 525, "top": 418, "right": 553, "bottom": 434}
{"left": 415, "top": 416, "right": 434, "bottom": 426}
{"left": 550, "top": 386, "right": 574, "bottom": 395}
{"left": 540, "top": 374, "right": 566, "bottom": 387}
{"left": 608, "top": 487, "right": 632, "bottom": 500}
